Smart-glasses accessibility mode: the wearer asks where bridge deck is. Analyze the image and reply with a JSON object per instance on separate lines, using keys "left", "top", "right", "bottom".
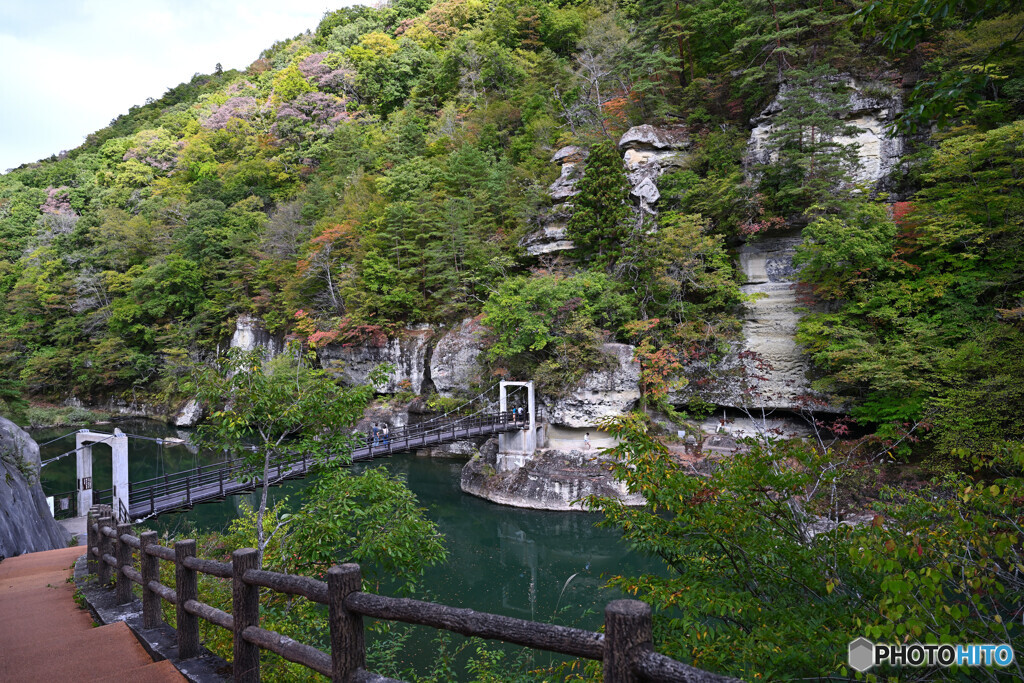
{"left": 126, "top": 420, "right": 522, "bottom": 520}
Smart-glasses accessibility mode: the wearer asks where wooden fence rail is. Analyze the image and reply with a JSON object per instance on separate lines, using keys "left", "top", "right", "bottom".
{"left": 85, "top": 504, "right": 734, "bottom": 683}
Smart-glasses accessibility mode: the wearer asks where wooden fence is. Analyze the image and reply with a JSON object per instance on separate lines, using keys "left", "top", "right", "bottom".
{"left": 85, "top": 504, "right": 733, "bottom": 683}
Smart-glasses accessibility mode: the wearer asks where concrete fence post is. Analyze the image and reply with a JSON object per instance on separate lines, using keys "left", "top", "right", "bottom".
{"left": 115, "top": 522, "right": 133, "bottom": 604}
{"left": 603, "top": 599, "right": 653, "bottom": 683}
{"left": 139, "top": 531, "right": 162, "bottom": 629}
{"left": 175, "top": 539, "right": 201, "bottom": 659}
{"left": 329, "top": 563, "right": 365, "bottom": 682}
{"left": 232, "top": 548, "right": 261, "bottom": 683}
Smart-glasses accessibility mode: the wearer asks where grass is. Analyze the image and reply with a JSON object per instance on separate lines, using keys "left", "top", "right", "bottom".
{"left": 23, "top": 403, "right": 116, "bottom": 429}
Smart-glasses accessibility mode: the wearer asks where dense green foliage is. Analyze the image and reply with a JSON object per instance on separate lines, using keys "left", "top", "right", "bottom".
{"left": 588, "top": 415, "right": 1024, "bottom": 680}
{"left": 1, "top": 0, "right": 1022, "bottom": 679}
{"left": 188, "top": 348, "right": 384, "bottom": 559}
{"left": 156, "top": 491, "right": 445, "bottom": 681}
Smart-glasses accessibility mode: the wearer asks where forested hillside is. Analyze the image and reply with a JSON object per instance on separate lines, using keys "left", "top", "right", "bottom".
{"left": 1, "top": 0, "right": 1022, "bottom": 468}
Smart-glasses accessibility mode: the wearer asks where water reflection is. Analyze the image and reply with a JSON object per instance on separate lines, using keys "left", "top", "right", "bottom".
{"left": 37, "top": 420, "right": 660, "bottom": 636}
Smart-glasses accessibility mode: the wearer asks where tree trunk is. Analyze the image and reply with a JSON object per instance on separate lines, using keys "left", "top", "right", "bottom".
{"left": 257, "top": 448, "right": 271, "bottom": 566}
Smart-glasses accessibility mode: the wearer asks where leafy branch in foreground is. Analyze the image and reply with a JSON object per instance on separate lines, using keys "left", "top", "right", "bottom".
{"left": 585, "top": 414, "right": 1024, "bottom": 680}
{"left": 187, "top": 346, "right": 384, "bottom": 563}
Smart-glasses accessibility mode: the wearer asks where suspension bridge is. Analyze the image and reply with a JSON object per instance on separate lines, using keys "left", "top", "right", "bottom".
{"left": 43, "top": 381, "right": 539, "bottom": 523}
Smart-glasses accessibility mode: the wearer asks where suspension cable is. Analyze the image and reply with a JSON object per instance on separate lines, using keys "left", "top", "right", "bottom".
{"left": 40, "top": 432, "right": 117, "bottom": 467}
{"left": 35, "top": 430, "right": 83, "bottom": 447}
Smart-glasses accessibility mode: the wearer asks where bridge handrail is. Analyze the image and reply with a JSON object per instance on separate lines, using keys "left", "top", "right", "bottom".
{"left": 85, "top": 505, "right": 734, "bottom": 683}
{"left": 126, "top": 410, "right": 523, "bottom": 502}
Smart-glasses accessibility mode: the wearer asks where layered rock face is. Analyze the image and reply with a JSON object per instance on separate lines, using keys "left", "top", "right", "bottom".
{"left": 319, "top": 325, "right": 435, "bottom": 394}
{"left": 461, "top": 439, "right": 644, "bottom": 511}
{"left": 747, "top": 76, "right": 904, "bottom": 192}
{"left": 542, "top": 343, "right": 641, "bottom": 428}
{"left": 0, "top": 416, "right": 71, "bottom": 558}
{"left": 522, "top": 124, "right": 692, "bottom": 256}
{"left": 520, "top": 147, "right": 586, "bottom": 256}
{"left": 735, "top": 237, "right": 814, "bottom": 409}
{"left": 670, "top": 235, "right": 840, "bottom": 413}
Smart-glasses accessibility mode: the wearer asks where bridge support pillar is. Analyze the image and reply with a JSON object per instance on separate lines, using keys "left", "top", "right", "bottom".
{"left": 75, "top": 429, "right": 130, "bottom": 519}
{"left": 76, "top": 438, "right": 93, "bottom": 517}
{"left": 497, "top": 381, "right": 537, "bottom": 472}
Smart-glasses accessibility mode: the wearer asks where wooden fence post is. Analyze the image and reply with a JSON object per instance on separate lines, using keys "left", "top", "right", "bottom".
{"left": 329, "top": 563, "right": 365, "bottom": 682}
{"left": 115, "top": 522, "right": 133, "bottom": 604}
{"left": 139, "top": 531, "right": 162, "bottom": 629}
{"left": 232, "top": 548, "right": 260, "bottom": 683}
{"left": 86, "top": 506, "right": 98, "bottom": 575}
{"left": 97, "top": 513, "right": 113, "bottom": 585}
{"left": 175, "top": 539, "right": 201, "bottom": 659}
{"left": 603, "top": 599, "right": 652, "bottom": 683}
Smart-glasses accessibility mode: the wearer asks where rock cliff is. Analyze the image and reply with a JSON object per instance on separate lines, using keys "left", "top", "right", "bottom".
{"left": 230, "top": 314, "right": 284, "bottom": 360}
{"left": 542, "top": 343, "right": 641, "bottom": 428}
{"left": 0, "top": 417, "right": 71, "bottom": 558}
{"left": 430, "top": 317, "right": 486, "bottom": 397}
{"left": 319, "top": 325, "right": 435, "bottom": 394}
{"left": 747, "top": 76, "right": 905, "bottom": 194}
{"left": 671, "top": 234, "right": 841, "bottom": 412}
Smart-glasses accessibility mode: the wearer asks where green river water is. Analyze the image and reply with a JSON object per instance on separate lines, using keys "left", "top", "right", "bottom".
{"left": 36, "top": 418, "right": 661, "bottom": 677}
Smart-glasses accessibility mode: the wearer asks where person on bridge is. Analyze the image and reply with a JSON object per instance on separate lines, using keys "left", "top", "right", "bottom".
{"left": 382, "top": 423, "right": 390, "bottom": 446}
{"left": 371, "top": 423, "right": 380, "bottom": 446}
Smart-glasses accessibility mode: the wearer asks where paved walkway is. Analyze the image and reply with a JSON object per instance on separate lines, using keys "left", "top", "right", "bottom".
{"left": 0, "top": 545, "right": 184, "bottom": 682}
{"left": 59, "top": 515, "right": 88, "bottom": 543}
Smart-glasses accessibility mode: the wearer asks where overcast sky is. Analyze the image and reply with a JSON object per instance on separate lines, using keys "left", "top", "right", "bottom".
{"left": 0, "top": 1, "right": 359, "bottom": 172}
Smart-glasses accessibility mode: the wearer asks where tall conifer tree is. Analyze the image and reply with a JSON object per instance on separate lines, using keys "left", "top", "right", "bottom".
{"left": 566, "top": 141, "right": 631, "bottom": 268}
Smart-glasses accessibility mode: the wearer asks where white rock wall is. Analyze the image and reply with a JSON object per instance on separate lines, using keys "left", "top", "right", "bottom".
{"left": 542, "top": 343, "right": 641, "bottom": 428}
{"left": 319, "top": 326, "right": 434, "bottom": 394}
{"left": 430, "top": 317, "right": 486, "bottom": 397}
{"left": 230, "top": 314, "right": 284, "bottom": 360}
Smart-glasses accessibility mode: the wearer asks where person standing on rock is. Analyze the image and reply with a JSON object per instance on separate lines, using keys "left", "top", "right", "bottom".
{"left": 583, "top": 432, "right": 591, "bottom": 450}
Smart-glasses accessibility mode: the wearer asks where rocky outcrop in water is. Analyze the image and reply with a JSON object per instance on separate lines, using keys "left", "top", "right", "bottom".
{"left": 461, "top": 440, "right": 644, "bottom": 511}
{"left": 543, "top": 343, "right": 641, "bottom": 428}
{"left": 174, "top": 399, "right": 203, "bottom": 427}
{"left": 319, "top": 326, "right": 435, "bottom": 394}
{"left": 0, "top": 416, "right": 71, "bottom": 558}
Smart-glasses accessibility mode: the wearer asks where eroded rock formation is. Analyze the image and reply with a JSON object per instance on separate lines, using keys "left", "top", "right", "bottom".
{"left": 430, "top": 317, "right": 486, "bottom": 397}
{"left": 230, "top": 314, "right": 284, "bottom": 360}
{"left": 461, "top": 439, "right": 644, "bottom": 511}
{"left": 747, "top": 76, "right": 905, "bottom": 193}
